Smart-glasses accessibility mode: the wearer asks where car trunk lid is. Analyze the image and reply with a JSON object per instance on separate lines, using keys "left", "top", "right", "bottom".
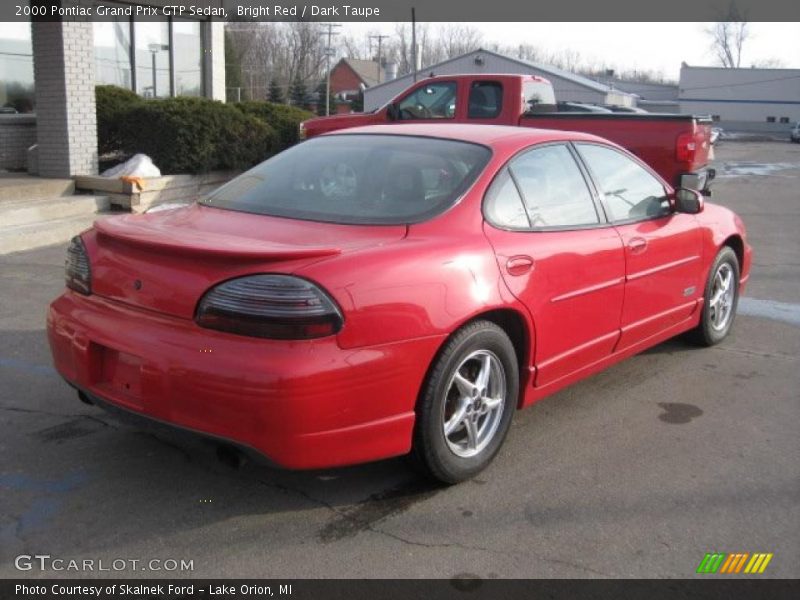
{"left": 85, "top": 204, "right": 406, "bottom": 320}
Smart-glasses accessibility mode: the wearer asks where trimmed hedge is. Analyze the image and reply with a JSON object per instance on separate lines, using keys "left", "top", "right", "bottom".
{"left": 96, "top": 85, "right": 142, "bottom": 156}
{"left": 234, "top": 101, "right": 313, "bottom": 151}
{"left": 96, "top": 87, "right": 311, "bottom": 174}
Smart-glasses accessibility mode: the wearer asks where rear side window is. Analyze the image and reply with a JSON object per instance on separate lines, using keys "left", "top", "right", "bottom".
{"left": 202, "top": 134, "right": 491, "bottom": 225}
{"left": 510, "top": 145, "right": 599, "bottom": 228}
{"left": 576, "top": 143, "right": 669, "bottom": 222}
{"left": 468, "top": 81, "right": 503, "bottom": 119}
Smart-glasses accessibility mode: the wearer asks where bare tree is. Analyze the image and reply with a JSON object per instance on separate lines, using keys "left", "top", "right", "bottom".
{"left": 706, "top": 2, "right": 750, "bottom": 68}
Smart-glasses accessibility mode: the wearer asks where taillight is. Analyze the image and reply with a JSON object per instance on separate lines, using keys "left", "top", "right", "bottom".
{"left": 195, "top": 274, "right": 343, "bottom": 340}
{"left": 676, "top": 132, "right": 697, "bottom": 164}
{"left": 65, "top": 236, "right": 91, "bottom": 295}
{"left": 298, "top": 121, "right": 307, "bottom": 140}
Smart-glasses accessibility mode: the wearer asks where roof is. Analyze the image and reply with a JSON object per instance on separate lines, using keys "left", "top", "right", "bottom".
{"left": 366, "top": 48, "right": 625, "bottom": 96}
{"left": 323, "top": 123, "right": 609, "bottom": 149}
{"left": 338, "top": 58, "right": 385, "bottom": 88}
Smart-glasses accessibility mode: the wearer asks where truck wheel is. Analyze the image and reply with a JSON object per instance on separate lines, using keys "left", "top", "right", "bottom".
{"left": 689, "top": 246, "right": 740, "bottom": 346}
{"left": 411, "top": 320, "right": 518, "bottom": 484}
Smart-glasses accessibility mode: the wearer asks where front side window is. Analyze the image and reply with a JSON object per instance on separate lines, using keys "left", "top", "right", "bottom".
{"left": 397, "top": 82, "right": 457, "bottom": 120}
{"left": 576, "top": 143, "right": 669, "bottom": 222}
{"left": 507, "top": 144, "right": 599, "bottom": 228}
{"left": 203, "top": 135, "right": 491, "bottom": 225}
{"left": 468, "top": 81, "right": 503, "bottom": 119}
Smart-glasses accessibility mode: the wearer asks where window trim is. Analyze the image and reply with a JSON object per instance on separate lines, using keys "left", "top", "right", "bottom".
{"left": 571, "top": 141, "right": 674, "bottom": 226}
{"left": 482, "top": 141, "right": 610, "bottom": 233}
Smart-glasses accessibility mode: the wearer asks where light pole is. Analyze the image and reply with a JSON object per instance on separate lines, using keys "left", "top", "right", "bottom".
{"left": 148, "top": 43, "right": 168, "bottom": 98}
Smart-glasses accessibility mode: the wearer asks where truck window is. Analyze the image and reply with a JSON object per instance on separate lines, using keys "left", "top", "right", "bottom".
{"left": 397, "top": 82, "right": 457, "bottom": 120}
{"left": 468, "top": 81, "right": 503, "bottom": 119}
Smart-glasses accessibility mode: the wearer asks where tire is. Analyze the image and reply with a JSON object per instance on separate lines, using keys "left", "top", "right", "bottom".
{"left": 411, "top": 320, "right": 519, "bottom": 484}
{"left": 688, "top": 246, "right": 740, "bottom": 346}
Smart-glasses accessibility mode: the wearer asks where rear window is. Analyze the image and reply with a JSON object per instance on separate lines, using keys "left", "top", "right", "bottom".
{"left": 201, "top": 135, "right": 491, "bottom": 225}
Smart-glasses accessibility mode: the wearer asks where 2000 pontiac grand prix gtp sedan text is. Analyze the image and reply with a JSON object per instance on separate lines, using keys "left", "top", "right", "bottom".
{"left": 47, "top": 125, "right": 751, "bottom": 483}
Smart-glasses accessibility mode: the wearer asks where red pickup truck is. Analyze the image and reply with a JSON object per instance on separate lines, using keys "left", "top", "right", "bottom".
{"left": 300, "top": 74, "right": 715, "bottom": 193}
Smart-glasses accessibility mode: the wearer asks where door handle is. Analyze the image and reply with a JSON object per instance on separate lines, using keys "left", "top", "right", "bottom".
{"left": 628, "top": 237, "right": 648, "bottom": 254}
{"left": 506, "top": 255, "right": 534, "bottom": 276}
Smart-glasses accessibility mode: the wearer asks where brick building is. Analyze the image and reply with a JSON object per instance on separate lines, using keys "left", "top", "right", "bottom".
{"left": 0, "top": 0, "right": 226, "bottom": 177}
{"left": 328, "top": 58, "right": 384, "bottom": 113}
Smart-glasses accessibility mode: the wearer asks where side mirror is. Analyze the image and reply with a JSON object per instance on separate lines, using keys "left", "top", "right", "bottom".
{"left": 386, "top": 103, "right": 400, "bottom": 121}
{"left": 674, "top": 188, "right": 704, "bottom": 214}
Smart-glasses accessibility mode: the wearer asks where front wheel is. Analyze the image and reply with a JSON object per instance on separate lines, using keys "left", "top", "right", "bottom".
{"left": 411, "top": 320, "right": 519, "bottom": 484}
{"left": 689, "top": 246, "right": 740, "bottom": 346}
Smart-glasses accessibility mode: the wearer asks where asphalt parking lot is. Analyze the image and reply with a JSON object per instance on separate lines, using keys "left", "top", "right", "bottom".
{"left": 1, "top": 141, "right": 798, "bottom": 580}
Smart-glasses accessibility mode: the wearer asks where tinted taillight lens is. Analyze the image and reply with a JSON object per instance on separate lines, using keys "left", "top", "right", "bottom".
{"left": 65, "top": 236, "right": 91, "bottom": 295}
{"left": 676, "top": 132, "right": 697, "bottom": 164}
{"left": 196, "top": 275, "right": 343, "bottom": 340}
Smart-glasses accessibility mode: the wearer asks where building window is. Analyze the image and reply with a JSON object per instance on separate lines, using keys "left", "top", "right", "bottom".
{"left": 173, "top": 19, "right": 203, "bottom": 96}
{"left": 93, "top": 19, "right": 132, "bottom": 88}
{"left": 0, "top": 20, "right": 34, "bottom": 113}
{"left": 766, "top": 117, "right": 776, "bottom": 123}
{"left": 779, "top": 117, "right": 790, "bottom": 124}
{"left": 135, "top": 21, "right": 171, "bottom": 98}
{"left": 93, "top": 16, "right": 205, "bottom": 99}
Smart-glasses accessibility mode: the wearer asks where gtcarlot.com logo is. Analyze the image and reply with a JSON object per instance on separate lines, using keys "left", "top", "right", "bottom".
{"left": 14, "top": 554, "right": 194, "bottom": 572}
{"left": 696, "top": 552, "right": 773, "bottom": 574}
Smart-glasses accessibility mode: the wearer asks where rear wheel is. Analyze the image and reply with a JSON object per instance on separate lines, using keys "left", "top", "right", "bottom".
{"left": 689, "top": 246, "right": 740, "bottom": 346}
{"left": 411, "top": 320, "right": 518, "bottom": 484}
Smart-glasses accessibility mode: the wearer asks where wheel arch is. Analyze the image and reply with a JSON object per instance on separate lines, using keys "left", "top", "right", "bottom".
{"left": 722, "top": 234, "right": 744, "bottom": 269}
{"left": 414, "top": 307, "right": 533, "bottom": 415}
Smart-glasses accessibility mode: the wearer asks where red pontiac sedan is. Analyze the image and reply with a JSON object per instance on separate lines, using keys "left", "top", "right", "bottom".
{"left": 47, "top": 124, "right": 751, "bottom": 483}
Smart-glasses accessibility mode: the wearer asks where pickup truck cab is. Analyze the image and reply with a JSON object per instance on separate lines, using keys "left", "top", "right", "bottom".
{"left": 301, "top": 74, "right": 715, "bottom": 193}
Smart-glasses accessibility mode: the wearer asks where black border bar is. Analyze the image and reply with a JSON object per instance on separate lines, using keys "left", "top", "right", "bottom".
{"left": 3, "top": 0, "right": 800, "bottom": 22}
{"left": 3, "top": 579, "right": 800, "bottom": 600}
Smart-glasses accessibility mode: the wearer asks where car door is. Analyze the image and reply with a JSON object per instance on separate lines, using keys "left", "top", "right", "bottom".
{"left": 574, "top": 143, "right": 704, "bottom": 351}
{"left": 482, "top": 143, "right": 626, "bottom": 387}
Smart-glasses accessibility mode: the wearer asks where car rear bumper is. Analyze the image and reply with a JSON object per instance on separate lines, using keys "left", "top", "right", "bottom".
{"left": 47, "top": 291, "right": 445, "bottom": 469}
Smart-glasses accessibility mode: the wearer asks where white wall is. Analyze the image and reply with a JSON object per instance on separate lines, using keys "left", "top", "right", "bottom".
{"left": 679, "top": 66, "right": 800, "bottom": 123}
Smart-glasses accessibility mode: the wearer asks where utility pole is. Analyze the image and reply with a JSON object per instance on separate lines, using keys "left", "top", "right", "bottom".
{"left": 321, "top": 23, "right": 341, "bottom": 116}
{"left": 411, "top": 8, "right": 417, "bottom": 82}
{"left": 369, "top": 34, "right": 390, "bottom": 84}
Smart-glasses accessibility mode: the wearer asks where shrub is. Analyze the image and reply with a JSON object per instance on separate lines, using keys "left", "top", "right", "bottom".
{"left": 234, "top": 101, "right": 313, "bottom": 151}
{"left": 117, "top": 97, "right": 275, "bottom": 174}
{"left": 96, "top": 85, "right": 142, "bottom": 155}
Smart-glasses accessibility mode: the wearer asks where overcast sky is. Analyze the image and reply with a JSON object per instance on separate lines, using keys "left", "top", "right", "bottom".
{"left": 340, "top": 22, "right": 800, "bottom": 80}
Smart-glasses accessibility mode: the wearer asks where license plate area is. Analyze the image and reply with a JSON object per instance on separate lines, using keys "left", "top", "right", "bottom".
{"left": 94, "top": 344, "right": 144, "bottom": 408}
